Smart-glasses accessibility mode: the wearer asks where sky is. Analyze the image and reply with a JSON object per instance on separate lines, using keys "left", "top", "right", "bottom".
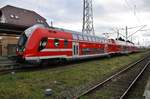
{"left": 0, "top": 0, "right": 150, "bottom": 46}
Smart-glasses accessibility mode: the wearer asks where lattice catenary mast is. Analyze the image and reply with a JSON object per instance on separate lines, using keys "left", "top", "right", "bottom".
{"left": 82, "top": 0, "right": 95, "bottom": 35}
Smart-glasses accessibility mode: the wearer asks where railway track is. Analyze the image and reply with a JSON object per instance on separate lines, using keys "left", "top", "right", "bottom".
{"left": 76, "top": 54, "right": 150, "bottom": 99}
{"left": 0, "top": 63, "right": 36, "bottom": 75}
{"left": 0, "top": 56, "right": 105, "bottom": 75}
{"left": 0, "top": 53, "right": 148, "bottom": 76}
{"left": 0, "top": 62, "right": 71, "bottom": 76}
{"left": 0, "top": 53, "right": 121, "bottom": 75}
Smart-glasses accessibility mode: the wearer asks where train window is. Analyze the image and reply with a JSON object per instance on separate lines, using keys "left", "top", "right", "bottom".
{"left": 86, "top": 36, "right": 89, "bottom": 41}
{"left": 98, "top": 38, "right": 100, "bottom": 42}
{"left": 18, "top": 33, "right": 27, "bottom": 47}
{"left": 95, "top": 37, "right": 98, "bottom": 42}
{"left": 54, "top": 39, "right": 59, "bottom": 47}
{"left": 88, "top": 36, "right": 92, "bottom": 41}
{"left": 81, "top": 35, "right": 84, "bottom": 40}
{"left": 64, "top": 40, "right": 68, "bottom": 48}
{"left": 73, "top": 34, "right": 78, "bottom": 40}
{"left": 92, "top": 37, "right": 95, "bottom": 41}
{"left": 102, "top": 39, "right": 104, "bottom": 43}
{"left": 91, "top": 37, "right": 93, "bottom": 42}
{"left": 97, "top": 38, "right": 100, "bottom": 42}
{"left": 78, "top": 35, "right": 83, "bottom": 40}
{"left": 87, "top": 36, "right": 90, "bottom": 41}
{"left": 93, "top": 37, "right": 96, "bottom": 42}
{"left": 83, "top": 36, "right": 87, "bottom": 41}
{"left": 99, "top": 39, "right": 101, "bottom": 43}
{"left": 76, "top": 34, "right": 79, "bottom": 40}
{"left": 95, "top": 37, "right": 97, "bottom": 41}
{"left": 92, "top": 36, "right": 94, "bottom": 41}
{"left": 100, "top": 39, "right": 103, "bottom": 43}
{"left": 86, "top": 36, "right": 88, "bottom": 41}
{"left": 88, "top": 36, "right": 91, "bottom": 41}
{"left": 91, "top": 37, "right": 94, "bottom": 42}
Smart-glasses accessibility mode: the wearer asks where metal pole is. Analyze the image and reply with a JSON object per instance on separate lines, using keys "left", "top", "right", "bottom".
{"left": 131, "top": 36, "right": 132, "bottom": 42}
{"left": 82, "top": 0, "right": 85, "bottom": 33}
{"left": 117, "top": 29, "right": 119, "bottom": 39}
{"left": 125, "top": 26, "right": 128, "bottom": 41}
{"left": 82, "top": 0, "right": 95, "bottom": 35}
{"left": 125, "top": 26, "right": 128, "bottom": 49}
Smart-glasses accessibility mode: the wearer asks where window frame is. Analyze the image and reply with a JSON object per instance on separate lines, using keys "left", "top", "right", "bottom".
{"left": 54, "top": 39, "right": 60, "bottom": 47}
{"left": 78, "top": 34, "right": 83, "bottom": 40}
{"left": 86, "top": 36, "right": 89, "bottom": 41}
{"left": 72, "top": 34, "right": 79, "bottom": 40}
{"left": 10, "top": 14, "right": 14, "bottom": 18}
{"left": 64, "top": 39, "right": 68, "bottom": 48}
{"left": 92, "top": 36, "right": 95, "bottom": 42}
{"left": 87, "top": 36, "right": 90, "bottom": 41}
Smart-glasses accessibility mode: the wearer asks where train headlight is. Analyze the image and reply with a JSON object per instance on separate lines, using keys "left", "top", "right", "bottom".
{"left": 39, "top": 38, "right": 48, "bottom": 51}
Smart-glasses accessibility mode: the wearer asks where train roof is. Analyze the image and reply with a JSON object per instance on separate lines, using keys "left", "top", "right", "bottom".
{"left": 24, "top": 24, "right": 107, "bottom": 43}
{"left": 27, "top": 24, "right": 136, "bottom": 46}
{"left": 49, "top": 26, "right": 106, "bottom": 40}
{"left": 107, "top": 39, "right": 135, "bottom": 46}
{"left": 115, "top": 40, "right": 135, "bottom": 46}
{"left": 28, "top": 24, "right": 106, "bottom": 39}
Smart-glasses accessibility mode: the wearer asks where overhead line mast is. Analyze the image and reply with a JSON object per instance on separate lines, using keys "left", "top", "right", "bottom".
{"left": 82, "top": 0, "right": 95, "bottom": 35}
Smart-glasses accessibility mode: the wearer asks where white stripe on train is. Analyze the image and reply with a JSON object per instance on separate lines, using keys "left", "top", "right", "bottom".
{"left": 25, "top": 51, "right": 131, "bottom": 61}
{"left": 41, "top": 49, "right": 72, "bottom": 52}
{"left": 25, "top": 53, "right": 109, "bottom": 60}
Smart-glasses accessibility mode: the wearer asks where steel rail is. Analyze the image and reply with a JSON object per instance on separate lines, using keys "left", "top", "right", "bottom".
{"left": 76, "top": 54, "right": 150, "bottom": 99}
{"left": 119, "top": 61, "right": 150, "bottom": 99}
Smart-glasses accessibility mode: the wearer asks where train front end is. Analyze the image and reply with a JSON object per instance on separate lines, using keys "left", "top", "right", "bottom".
{"left": 16, "top": 24, "right": 45, "bottom": 63}
{"left": 16, "top": 32, "right": 27, "bottom": 62}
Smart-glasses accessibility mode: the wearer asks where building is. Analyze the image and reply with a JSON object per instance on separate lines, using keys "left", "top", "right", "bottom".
{"left": 0, "top": 5, "right": 49, "bottom": 56}
{"left": 0, "top": 36, "right": 19, "bottom": 56}
{"left": 0, "top": 5, "right": 49, "bottom": 27}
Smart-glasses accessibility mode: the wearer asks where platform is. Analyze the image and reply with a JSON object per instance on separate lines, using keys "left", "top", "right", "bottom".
{"left": 0, "top": 56, "right": 16, "bottom": 67}
{"left": 143, "top": 77, "right": 150, "bottom": 99}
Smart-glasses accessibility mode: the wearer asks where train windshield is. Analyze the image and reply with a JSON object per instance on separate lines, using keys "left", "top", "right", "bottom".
{"left": 18, "top": 33, "right": 27, "bottom": 47}
{"left": 17, "top": 33, "right": 27, "bottom": 52}
{"left": 17, "top": 24, "right": 45, "bottom": 52}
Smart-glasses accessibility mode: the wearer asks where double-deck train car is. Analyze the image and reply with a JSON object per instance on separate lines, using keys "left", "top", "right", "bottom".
{"left": 16, "top": 24, "right": 139, "bottom": 64}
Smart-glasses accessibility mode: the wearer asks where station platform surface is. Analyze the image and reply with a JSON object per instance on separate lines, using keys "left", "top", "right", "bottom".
{"left": 0, "top": 56, "right": 16, "bottom": 67}
{"left": 143, "top": 77, "right": 150, "bottom": 99}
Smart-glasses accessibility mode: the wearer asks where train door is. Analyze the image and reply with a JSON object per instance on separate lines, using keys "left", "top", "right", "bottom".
{"left": 72, "top": 42, "right": 79, "bottom": 57}
{"left": 104, "top": 43, "right": 108, "bottom": 53}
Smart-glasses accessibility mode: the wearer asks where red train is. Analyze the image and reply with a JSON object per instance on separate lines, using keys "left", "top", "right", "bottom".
{"left": 16, "top": 24, "right": 139, "bottom": 64}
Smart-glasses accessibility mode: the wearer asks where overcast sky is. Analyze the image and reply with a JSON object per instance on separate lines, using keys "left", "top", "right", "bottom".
{"left": 0, "top": 0, "right": 150, "bottom": 46}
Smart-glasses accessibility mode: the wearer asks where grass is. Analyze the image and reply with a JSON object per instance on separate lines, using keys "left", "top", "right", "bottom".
{"left": 0, "top": 52, "right": 147, "bottom": 99}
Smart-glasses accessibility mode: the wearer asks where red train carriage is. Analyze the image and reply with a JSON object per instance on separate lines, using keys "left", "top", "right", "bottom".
{"left": 16, "top": 24, "right": 138, "bottom": 64}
